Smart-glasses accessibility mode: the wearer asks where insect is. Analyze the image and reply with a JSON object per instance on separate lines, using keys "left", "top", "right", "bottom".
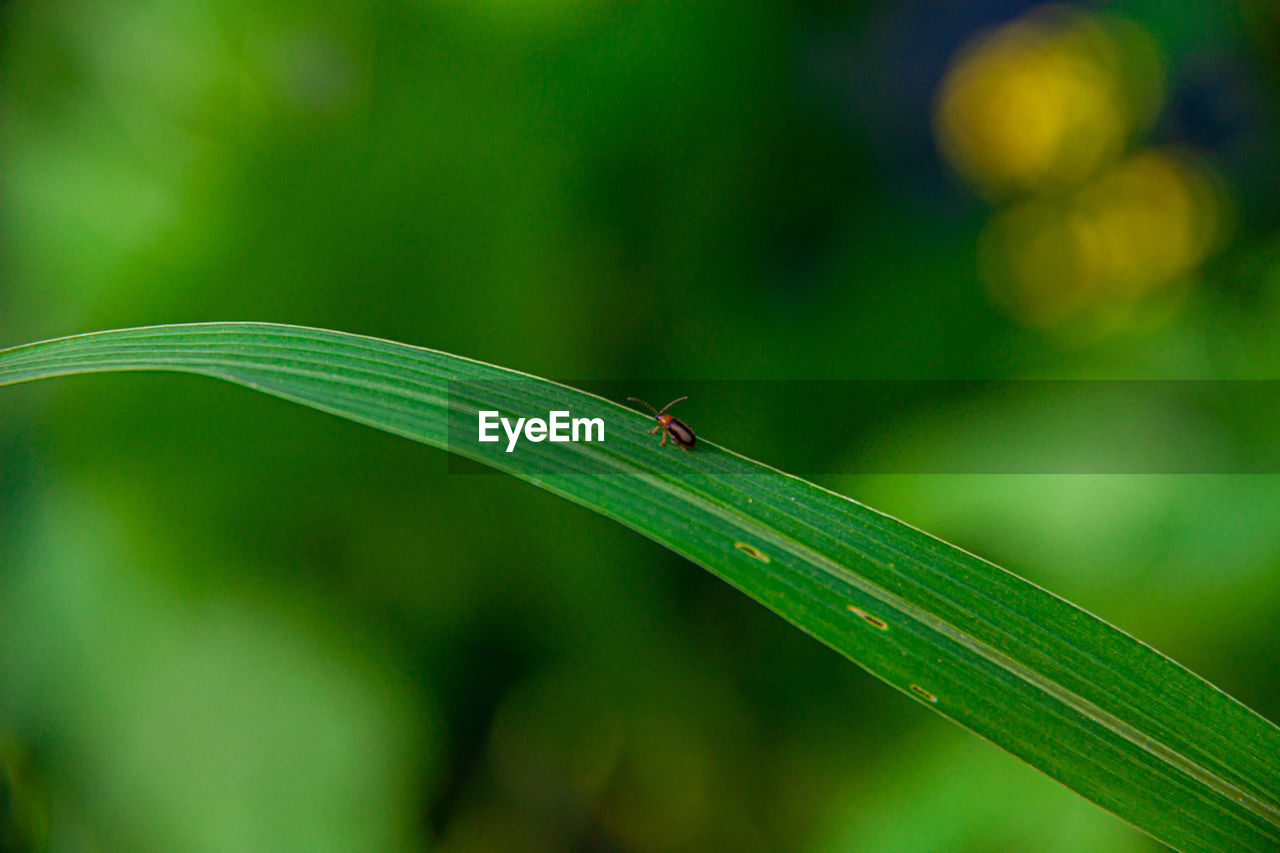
{"left": 627, "top": 395, "right": 696, "bottom": 450}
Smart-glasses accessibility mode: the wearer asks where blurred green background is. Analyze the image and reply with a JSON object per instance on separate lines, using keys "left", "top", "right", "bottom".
{"left": 3, "top": 1, "right": 1280, "bottom": 850}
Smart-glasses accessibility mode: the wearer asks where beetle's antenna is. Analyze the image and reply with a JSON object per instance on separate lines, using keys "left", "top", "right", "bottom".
{"left": 627, "top": 397, "right": 660, "bottom": 417}
{"left": 658, "top": 396, "right": 688, "bottom": 414}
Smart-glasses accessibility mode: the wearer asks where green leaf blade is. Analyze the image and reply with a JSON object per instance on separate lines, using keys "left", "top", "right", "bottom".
{"left": 2, "top": 322, "right": 1278, "bottom": 852}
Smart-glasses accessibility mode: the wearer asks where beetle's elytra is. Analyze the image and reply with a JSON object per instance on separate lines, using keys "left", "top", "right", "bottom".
{"left": 627, "top": 396, "right": 696, "bottom": 450}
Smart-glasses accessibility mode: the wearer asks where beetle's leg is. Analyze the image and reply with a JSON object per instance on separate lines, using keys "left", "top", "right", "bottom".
{"left": 649, "top": 424, "right": 662, "bottom": 434}
{"left": 658, "top": 430, "right": 668, "bottom": 447}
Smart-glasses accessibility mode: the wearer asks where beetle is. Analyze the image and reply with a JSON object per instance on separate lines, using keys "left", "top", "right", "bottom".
{"left": 627, "top": 395, "right": 696, "bottom": 450}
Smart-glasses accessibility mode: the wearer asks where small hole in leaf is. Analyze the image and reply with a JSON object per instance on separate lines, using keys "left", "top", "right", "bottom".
{"left": 846, "top": 605, "right": 889, "bottom": 631}
{"left": 734, "top": 542, "right": 770, "bottom": 562}
{"left": 909, "top": 684, "right": 938, "bottom": 704}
